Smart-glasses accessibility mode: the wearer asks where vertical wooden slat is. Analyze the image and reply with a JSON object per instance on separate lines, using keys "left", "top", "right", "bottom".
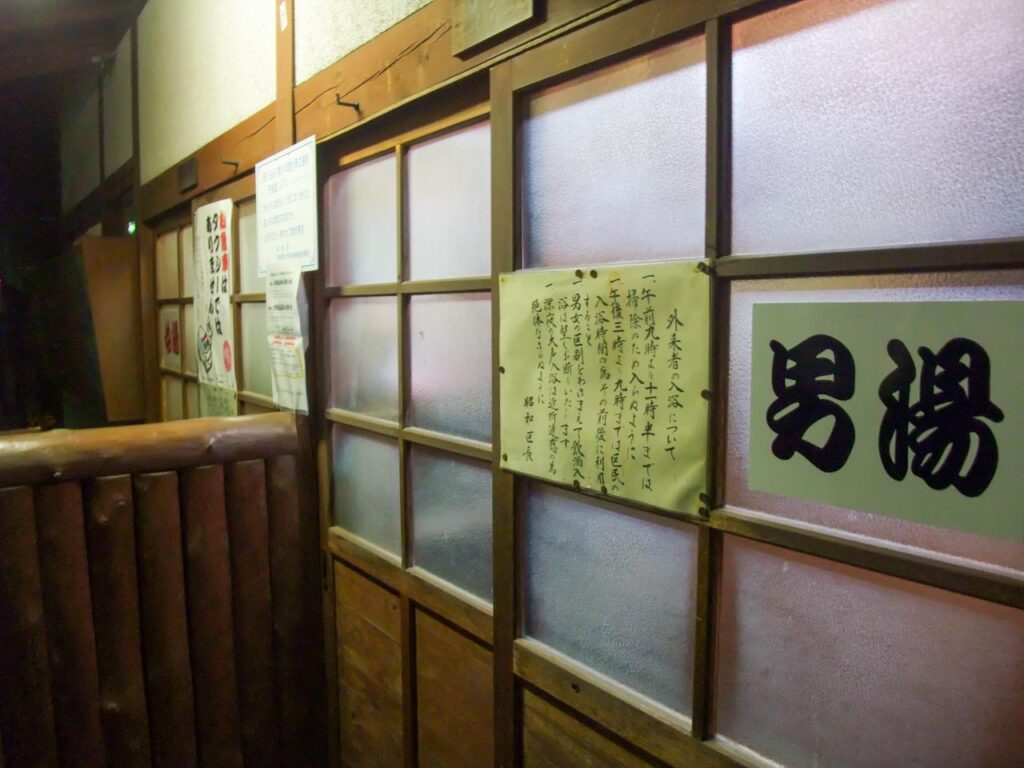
{"left": 693, "top": 15, "right": 731, "bottom": 743}
{"left": 224, "top": 460, "right": 279, "bottom": 768}
{"left": 34, "top": 483, "right": 106, "bottom": 768}
{"left": 490, "top": 59, "right": 519, "bottom": 768}
{"left": 274, "top": 0, "right": 295, "bottom": 150}
{"left": 84, "top": 476, "right": 151, "bottom": 768}
{"left": 267, "top": 454, "right": 324, "bottom": 766}
{"left": 134, "top": 472, "right": 198, "bottom": 768}
{"left": 0, "top": 485, "right": 59, "bottom": 768}
{"left": 179, "top": 465, "right": 244, "bottom": 768}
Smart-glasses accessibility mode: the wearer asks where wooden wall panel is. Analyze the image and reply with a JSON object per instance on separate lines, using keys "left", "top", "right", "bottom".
{"left": 0, "top": 486, "right": 59, "bottom": 768}
{"left": 134, "top": 471, "right": 198, "bottom": 768}
{"left": 334, "top": 563, "right": 403, "bottom": 768}
{"left": 180, "top": 465, "right": 244, "bottom": 768}
{"left": 34, "top": 483, "right": 106, "bottom": 768}
{"left": 224, "top": 460, "right": 279, "bottom": 768}
{"left": 415, "top": 611, "right": 494, "bottom": 768}
{"left": 522, "top": 690, "right": 662, "bottom": 768}
{"left": 85, "top": 476, "right": 151, "bottom": 768}
{"left": 268, "top": 454, "right": 324, "bottom": 766}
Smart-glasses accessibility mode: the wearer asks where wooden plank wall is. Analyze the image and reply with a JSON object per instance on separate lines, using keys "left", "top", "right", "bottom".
{"left": 0, "top": 416, "right": 324, "bottom": 768}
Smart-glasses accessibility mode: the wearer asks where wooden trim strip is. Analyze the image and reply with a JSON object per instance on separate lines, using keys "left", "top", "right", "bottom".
{"left": 706, "top": 736, "right": 792, "bottom": 768}
{"left": 325, "top": 278, "right": 492, "bottom": 299}
{"left": 690, "top": 526, "right": 722, "bottom": 740}
{"left": 275, "top": 0, "right": 296, "bottom": 151}
{"left": 231, "top": 292, "right": 267, "bottom": 304}
{"left": 710, "top": 505, "right": 1024, "bottom": 610}
{"left": 328, "top": 282, "right": 400, "bottom": 298}
{"left": 237, "top": 391, "right": 277, "bottom": 410}
{"left": 328, "top": 528, "right": 494, "bottom": 645}
{"left": 715, "top": 237, "right": 1024, "bottom": 278}
{"left": 490, "top": 58, "right": 519, "bottom": 768}
{"left": 399, "top": 277, "right": 492, "bottom": 295}
{"left": 337, "top": 103, "right": 490, "bottom": 167}
{"left": 324, "top": 408, "right": 401, "bottom": 438}
{"left": 0, "top": 412, "right": 298, "bottom": 486}
{"left": 514, "top": 639, "right": 743, "bottom": 768}
{"left": 401, "top": 427, "right": 492, "bottom": 462}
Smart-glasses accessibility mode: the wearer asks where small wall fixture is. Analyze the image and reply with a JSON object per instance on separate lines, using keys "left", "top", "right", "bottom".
{"left": 335, "top": 94, "right": 360, "bottom": 112}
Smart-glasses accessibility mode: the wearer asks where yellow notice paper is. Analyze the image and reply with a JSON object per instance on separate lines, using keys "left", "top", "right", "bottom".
{"left": 499, "top": 260, "right": 710, "bottom": 515}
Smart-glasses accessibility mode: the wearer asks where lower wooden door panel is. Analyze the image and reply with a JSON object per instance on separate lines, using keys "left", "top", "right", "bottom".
{"left": 523, "top": 689, "right": 664, "bottom": 768}
{"left": 335, "top": 563, "right": 403, "bottom": 768}
{"left": 415, "top": 611, "right": 494, "bottom": 768}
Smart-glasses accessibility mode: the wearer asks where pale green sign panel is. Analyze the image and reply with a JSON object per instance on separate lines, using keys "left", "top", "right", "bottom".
{"left": 199, "top": 383, "right": 238, "bottom": 417}
{"left": 750, "top": 301, "right": 1024, "bottom": 542}
{"left": 499, "top": 260, "right": 710, "bottom": 515}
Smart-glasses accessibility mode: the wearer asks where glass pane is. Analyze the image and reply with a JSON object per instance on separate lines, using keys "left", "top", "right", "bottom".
{"left": 717, "top": 536, "right": 1024, "bottom": 768}
{"left": 329, "top": 297, "right": 398, "bottom": 421}
{"left": 410, "top": 446, "right": 492, "bottom": 601}
{"left": 732, "top": 0, "right": 1024, "bottom": 254}
{"left": 522, "top": 37, "right": 706, "bottom": 268}
{"left": 241, "top": 303, "right": 272, "bottom": 396}
{"left": 185, "top": 381, "right": 199, "bottom": 418}
{"left": 156, "top": 230, "right": 179, "bottom": 298}
{"left": 238, "top": 199, "right": 261, "bottom": 293}
{"left": 332, "top": 426, "right": 401, "bottom": 556}
{"left": 325, "top": 153, "right": 398, "bottom": 286}
{"left": 407, "top": 121, "right": 491, "bottom": 280}
{"left": 725, "top": 270, "right": 1024, "bottom": 573}
{"left": 158, "top": 305, "right": 181, "bottom": 370}
{"left": 408, "top": 293, "right": 491, "bottom": 442}
{"left": 181, "top": 225, "right": 195, "bottom": 298}
{"left": 162, "top": 376, "right": 183, "bottom": 421}
{"left": 523, "top": 482, "right": 697, "bottom": 713}
{"left": 182, "top": 303, "right": 196, "bottom": 375}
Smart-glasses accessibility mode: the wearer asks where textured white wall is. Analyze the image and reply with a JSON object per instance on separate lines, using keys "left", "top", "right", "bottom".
{"left": 102, "top": 29, "right": 134, "bottom": 176}
{"left": 294, "top": 0, "right": 431, "bottom": 84}
{"left": 138, "top": 0, "right": 276, "bottom": 183}
{"left": 60, "top": 79, "right": 101, "bottom": 211}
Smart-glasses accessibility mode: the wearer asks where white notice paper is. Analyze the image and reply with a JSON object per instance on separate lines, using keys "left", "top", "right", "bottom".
{"left": 194, "top": 199, "right": 238, "bottom": 415}
{"left": 266, "top": 269, "right": 308, "bottom": 413}
{"left": 255, "top": 136, "right": 318, "bottom": 276}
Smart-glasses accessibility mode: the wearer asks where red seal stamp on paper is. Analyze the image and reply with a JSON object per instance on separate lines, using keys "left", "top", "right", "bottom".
{"left": 223, "top": 341, "right": 233, "bottom": 372}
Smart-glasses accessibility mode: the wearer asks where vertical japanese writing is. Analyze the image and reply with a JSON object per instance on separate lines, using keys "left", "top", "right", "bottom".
{"left": 641, "top": 275, "right": 658, "bottom": 492}
{"left": 609, "top": 277, "right": 625, "bottom": 493}
{"left": 194, "top": 200, "right": 237, "bottom": 395}
{"left": 501, "top": 261, "right": 709, "bottom": 515}
{"left": 665, "top": 308, "right": 685, "bottom": 461}
{"left": 545, "top": 295, "right": 559, "bottom": 475}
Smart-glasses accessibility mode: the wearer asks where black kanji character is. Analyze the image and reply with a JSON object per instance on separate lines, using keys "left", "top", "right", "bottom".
{"left": 878, "top": 338, "right": 1003, "bottom": 497}
{"left": 766, "top": 334, "right": 856, "bottom": 472}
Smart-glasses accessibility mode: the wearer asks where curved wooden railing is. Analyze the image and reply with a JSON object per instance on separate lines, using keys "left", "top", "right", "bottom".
{"left": 0, "top": 414, "right": 324, "bottom": 768}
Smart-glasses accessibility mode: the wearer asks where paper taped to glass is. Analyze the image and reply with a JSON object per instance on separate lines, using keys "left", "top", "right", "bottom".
{"left": 499, "top": 260, "right": 711, "bottom": 515}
